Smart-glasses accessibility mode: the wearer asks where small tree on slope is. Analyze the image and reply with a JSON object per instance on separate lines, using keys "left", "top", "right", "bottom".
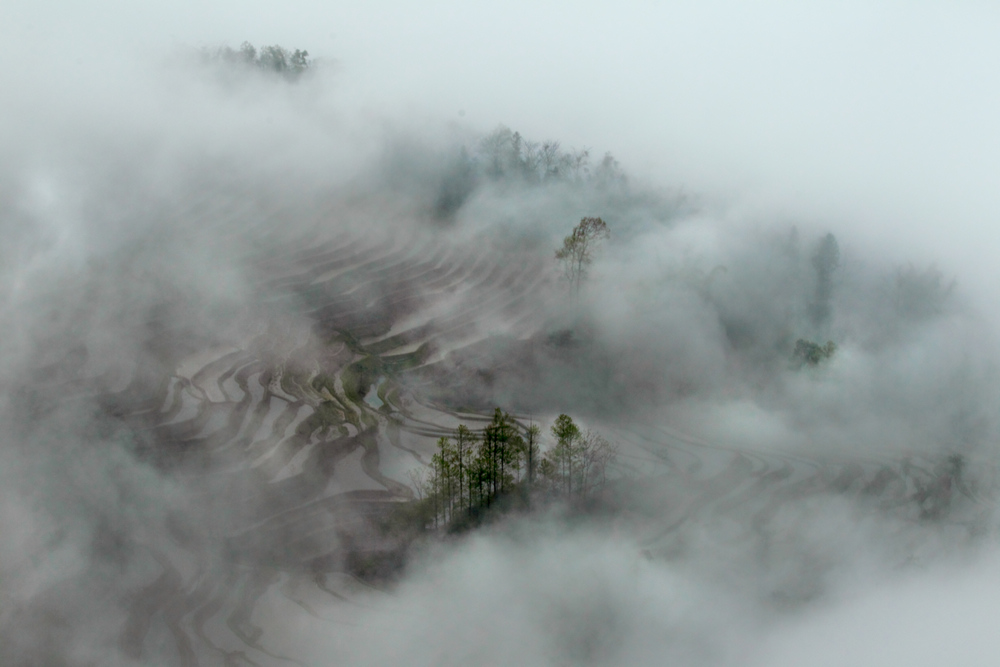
{"left": 555, "top": 217, "right": 610, "bottom": 295}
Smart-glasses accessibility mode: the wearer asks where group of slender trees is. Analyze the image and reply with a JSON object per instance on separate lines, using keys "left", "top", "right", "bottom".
{"left": 538, "top": 414, "right": 618, "bottom": 499}
{"left": 415, "top": 409, "right": 618, "bottom": 528}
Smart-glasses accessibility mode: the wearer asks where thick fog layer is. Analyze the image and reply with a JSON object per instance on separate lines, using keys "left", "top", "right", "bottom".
{"left": 3, "top": 4, "right": 1000, "bottom": 666}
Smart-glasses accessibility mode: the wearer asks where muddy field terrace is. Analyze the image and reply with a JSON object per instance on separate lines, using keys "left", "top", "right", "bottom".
{"left": 7, "top": 206, "right": 983, "bottom": 665}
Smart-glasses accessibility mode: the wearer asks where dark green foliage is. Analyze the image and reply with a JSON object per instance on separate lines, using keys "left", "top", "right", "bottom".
{"left": 793, "top": 339, "right": 837, "bottom": 366}
{"left": 551, "top": 413, "right": 580, "bottom": 443}
{"left": 420, "top": 411, "right": 618, "bottom": 530}
{"left": 203, "top": 41, "right": 311, "bottom": 80}
{"left": 423, "top": 409, "right": 527, "bottom": 528}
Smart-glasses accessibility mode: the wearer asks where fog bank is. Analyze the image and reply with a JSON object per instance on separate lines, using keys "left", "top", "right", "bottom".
{"left": 2, "top": 5, "right": 1000, "bottom": 666}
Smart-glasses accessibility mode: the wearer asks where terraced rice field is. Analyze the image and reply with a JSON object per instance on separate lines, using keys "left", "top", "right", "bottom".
{"left": 61, "top": 223, "right": 993, "bottom": 666}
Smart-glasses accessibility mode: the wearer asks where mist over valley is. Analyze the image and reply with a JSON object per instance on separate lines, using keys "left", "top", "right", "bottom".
{"left": 4, "top": 5, "right": 1000, "bottom": 665}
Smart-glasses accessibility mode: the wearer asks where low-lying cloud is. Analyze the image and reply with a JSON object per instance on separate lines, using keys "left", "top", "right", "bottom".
{"left": 1, "top": 15, "right": 999, "bottom": 666}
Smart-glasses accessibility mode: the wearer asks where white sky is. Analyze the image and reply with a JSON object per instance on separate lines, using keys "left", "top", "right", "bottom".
{"left": 4, "top": 0, "right": 1000, "bottom": 305}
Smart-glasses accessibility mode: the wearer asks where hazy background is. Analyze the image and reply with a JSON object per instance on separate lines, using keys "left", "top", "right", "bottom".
{"left": 5, "top": 0, "right": 1000, "bottom": 306}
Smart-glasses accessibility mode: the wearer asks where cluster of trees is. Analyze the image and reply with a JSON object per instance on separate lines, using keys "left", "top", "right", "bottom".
{"left": 414, "top": 410, "right": 618, "bottom": 528}
{"left": 432, "top": 126, "right": 626, "bottom": 218}
{"left": 476, "top": 126, "right": 624, "bottom": 185}
{"left": 202, "top": 42, "right": 311, "bottom": 79}
{"left": 793, "top": 339, "right": 837, "bottom": 366}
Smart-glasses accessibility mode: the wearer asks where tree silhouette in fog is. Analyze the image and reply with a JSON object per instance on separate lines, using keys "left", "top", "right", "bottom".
{"left": 203, "top": 41, "right": 311, "bottom": 80}
{"left": 556, "top": 217, "right": 610, "bottom": 295}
